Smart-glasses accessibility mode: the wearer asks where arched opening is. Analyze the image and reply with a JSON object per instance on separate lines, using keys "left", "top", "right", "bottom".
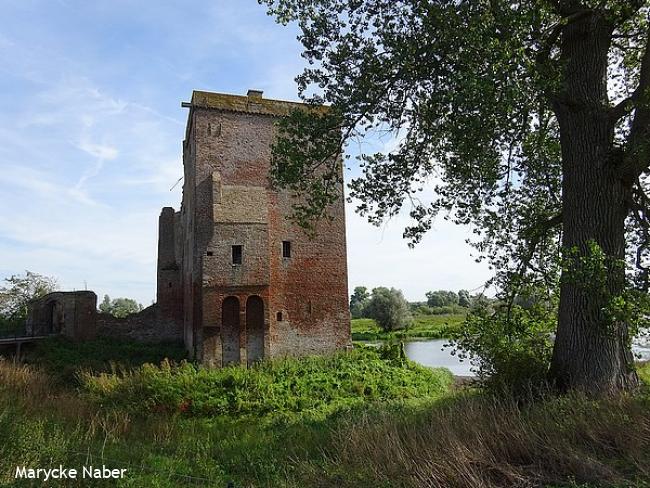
{"left": 221, "top": 296, "right": 240, "bottom": 366}
{"left": 46, "top": 301, "right": 63, "bottom": 334}
{"left": 246, "top": 296, "right": 265, "bottom": 366}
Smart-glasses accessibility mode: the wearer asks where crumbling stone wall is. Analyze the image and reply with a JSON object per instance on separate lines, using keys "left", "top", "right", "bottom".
{"left": 96, "top": 304, "right": 182, "bottom": 343}
{"left": 26, "top": 291, "right": 97, "bottom": 341}
{"left": 27, "top": 292, "right": 183, "bottom": 345}
{"left": 158, "top": 89, "right": 351, "bottom": 366}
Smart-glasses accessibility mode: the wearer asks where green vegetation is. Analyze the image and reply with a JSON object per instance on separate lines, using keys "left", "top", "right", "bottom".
{"left": 98, "top": 295, "right": 145, "bottom": 318}
{"left": 450, "top": 303, "right": 556, "bottom": 395}
{"left": 25, "top": 336, "right": 187, "bottom": 382}
{"left": 352, "top": 313, "right": 465, "bottom": 341}
{"left": 0, "top": 270, "right": 57, "bottom": 336}
{"left": 0, "top": 338, "right": 452, "bottom": 487}
{"left": 349, "top": 285, "right": 370, "bottom": 319}
{"left": 80, "top": 344, "right": 451, "bottom": 419}
{"left": 1, "top": 347, "right": 649, "bottom": 486}
{"left": 363, "top": 286, "right": 413, "bottom": 331}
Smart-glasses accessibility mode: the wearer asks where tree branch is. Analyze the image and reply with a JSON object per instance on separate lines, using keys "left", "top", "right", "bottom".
{"left": 619, "top": 27, "right": 650, "bottom": 181}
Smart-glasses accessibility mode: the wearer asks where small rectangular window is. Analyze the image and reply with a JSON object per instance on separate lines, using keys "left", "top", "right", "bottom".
{"left": 232, "top": 245, "right": 242, "bottom": 265}
{"left": 206, "top": 251, "right": 213, "bottom": 256}
{"left": 282, "top": 241, "right": 291, "bottom": 258}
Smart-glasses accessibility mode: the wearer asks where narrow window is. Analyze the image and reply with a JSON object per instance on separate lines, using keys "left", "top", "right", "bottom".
{"left": 282, "top": 241, "right": 291, "bottom": 258}
{"left": 232, "top": 245, "right": 242, "bottom": 265}
{"left": 276, "top": 311, "right": 283, "bottom": 321}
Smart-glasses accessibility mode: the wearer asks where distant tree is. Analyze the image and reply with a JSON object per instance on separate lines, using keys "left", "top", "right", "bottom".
{"left": 350, "top": 286, "right": 370, "bottom": 318}
{"left": 99, "top": 295, "right": 111, "bottom": 313}
{"left": 0, "top": 271, "right": 58, "bottom": 326}
{"left": 99, "top": 295, "right": 144, "bottom": 319}
{"left": 458, "top": 290, "right": 472, "bottom": 308}
{"left": 365, "top": 287, "right": 413, "bottom": 332}
{"left": 425, "top": 290, "right": 459, "bottom": 308}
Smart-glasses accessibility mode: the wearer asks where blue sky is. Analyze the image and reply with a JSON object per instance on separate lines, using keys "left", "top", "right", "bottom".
{"left": 0, "top": 0, "right": 492, "bottom": 305}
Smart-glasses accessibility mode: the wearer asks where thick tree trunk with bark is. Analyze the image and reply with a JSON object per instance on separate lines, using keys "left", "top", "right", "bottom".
{"left": 550, "top": 13, "right": 639, "bottom": 393}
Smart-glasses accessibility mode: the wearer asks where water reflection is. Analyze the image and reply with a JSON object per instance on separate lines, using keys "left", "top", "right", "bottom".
{"left": 402, "top": 339, "right": 475, "bottom": 377}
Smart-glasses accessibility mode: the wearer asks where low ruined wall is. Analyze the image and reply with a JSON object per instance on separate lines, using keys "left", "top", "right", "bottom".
{"left": 97, "top": 304, "right": 183, "bottom": 343}
{"left": 26, "top": 291, "right": 97, "bottom": 341}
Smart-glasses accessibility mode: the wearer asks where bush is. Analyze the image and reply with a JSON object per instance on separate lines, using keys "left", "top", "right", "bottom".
{"left": 449, "top": 304, "right": 555, "bottom": 395}
{"left": 365, "top": 287, "right": 413, "bottom": 331}
{"left": 98, "top": 295, "right": 144, "bottom": 318}
{"left": 26, "top": 337, "right": 187, "bottom": 382}
{"left": 79, "top": 346, "right": 452, "bottom": 418}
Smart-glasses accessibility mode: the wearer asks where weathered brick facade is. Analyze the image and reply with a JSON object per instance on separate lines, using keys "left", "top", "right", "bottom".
{"left": 157, "top": 89, "right": 351, "bottom": 366}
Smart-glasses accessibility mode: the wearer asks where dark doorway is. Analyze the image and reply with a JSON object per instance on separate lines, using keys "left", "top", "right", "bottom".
{"left": 246, "top": 296, "right": 264, "bottom": 366}
{"left": 221, "top": 296, "right": 240, "bottom": 366}
{"left": 47, "top": 301, "right": 63, "bottom": 334}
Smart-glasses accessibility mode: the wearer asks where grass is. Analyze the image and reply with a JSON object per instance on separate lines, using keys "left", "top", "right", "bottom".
{"left": 351, "top": 313, "right": 466, "bottom": 341}
{"left": 0, "top": 338, "right": 452, "bottom": 487}
{"left": 1, "top": 338, "right": 649, "bottom": 487}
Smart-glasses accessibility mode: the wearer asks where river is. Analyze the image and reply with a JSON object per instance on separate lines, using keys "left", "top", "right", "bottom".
{"left": 381, "top": 336, "right": 650, "bottom": 377}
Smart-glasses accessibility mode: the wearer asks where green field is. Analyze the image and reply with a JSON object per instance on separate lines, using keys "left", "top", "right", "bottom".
{"left": 351, "top": 313, "right": 466, "bottom": 341}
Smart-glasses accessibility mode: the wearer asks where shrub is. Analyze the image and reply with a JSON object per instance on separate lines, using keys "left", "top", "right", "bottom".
{"left": 365, "top": 287, "right": 413, "bottom": 331}
{"left": 79, "top": 346, "right": 452, "bottom": 418}
{"left": 449, "top": 303, "right": 555, "bottom": 395}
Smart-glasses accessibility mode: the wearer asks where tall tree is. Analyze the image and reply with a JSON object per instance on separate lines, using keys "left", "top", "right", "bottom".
{"left": 260, "top": 0, "right": 650, "bottom": 392}
{"left": 365, "top": 287, "right": 413, "bottom": 331}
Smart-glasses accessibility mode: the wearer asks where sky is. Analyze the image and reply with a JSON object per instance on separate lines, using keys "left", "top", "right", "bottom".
{"left": 0, "top": 0, "right": 492, "bottom": 305}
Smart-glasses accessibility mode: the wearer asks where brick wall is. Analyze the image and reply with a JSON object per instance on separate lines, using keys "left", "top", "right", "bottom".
{"left": 97, "top": 304, "right": 183, "bottom": 343}
{"left": 159, "top": 90, "right": 351, "bottom": 366}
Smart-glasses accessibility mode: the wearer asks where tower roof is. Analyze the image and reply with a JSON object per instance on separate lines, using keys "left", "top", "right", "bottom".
{"left": 187, "top": 89, "right": 328, "bottom": 117}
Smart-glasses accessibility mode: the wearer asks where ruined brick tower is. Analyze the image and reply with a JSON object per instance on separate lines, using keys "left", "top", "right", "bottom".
{"left": 157, "top": 89, "right": 350, "bottom": 366}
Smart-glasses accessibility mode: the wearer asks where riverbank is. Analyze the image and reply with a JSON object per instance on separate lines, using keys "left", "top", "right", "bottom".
{"left": 351, "top": 313, "right": 465, "bottom": 341}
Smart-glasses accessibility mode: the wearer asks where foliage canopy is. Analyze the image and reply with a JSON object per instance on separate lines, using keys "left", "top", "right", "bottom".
{"left": 260, "top": 0, "right": 650, "bottom": 392}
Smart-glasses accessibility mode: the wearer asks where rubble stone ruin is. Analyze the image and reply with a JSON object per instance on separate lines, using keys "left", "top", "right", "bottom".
{"left": 157, "top": 89, "right": 351, "bottom": 366}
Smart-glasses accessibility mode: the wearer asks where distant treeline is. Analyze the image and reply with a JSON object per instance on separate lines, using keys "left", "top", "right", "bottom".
{"left": 349, "top": 286, "right": 494, "bottom": 331}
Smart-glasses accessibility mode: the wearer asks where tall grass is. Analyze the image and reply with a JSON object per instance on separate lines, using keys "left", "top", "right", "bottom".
{"left": 303, "top": 363, "right": 650, "bottom": 488}
{"left": 0, "top": 344, "right": 453, "bottom": 487}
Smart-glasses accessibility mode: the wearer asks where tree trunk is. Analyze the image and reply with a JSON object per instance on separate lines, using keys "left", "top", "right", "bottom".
{"left": 550, "top": 13, "right": 639, "bottom": 393}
